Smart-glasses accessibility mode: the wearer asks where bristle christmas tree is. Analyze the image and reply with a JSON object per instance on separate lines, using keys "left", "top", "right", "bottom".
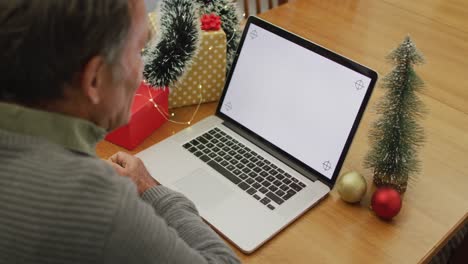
{"left": 364, "top": 36, "right": 426, "bottom": 193}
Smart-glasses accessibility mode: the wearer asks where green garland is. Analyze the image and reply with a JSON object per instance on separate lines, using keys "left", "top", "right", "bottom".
{"left": 143, "top": 0, "right": 242, "bottom": 88}
{"left": 143, "top": 0, "right": 201, "bottom": 88}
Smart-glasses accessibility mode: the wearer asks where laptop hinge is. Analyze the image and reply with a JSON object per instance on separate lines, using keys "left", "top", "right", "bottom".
{"left": 222, "top": 121, "right": 319, "bottom": 183}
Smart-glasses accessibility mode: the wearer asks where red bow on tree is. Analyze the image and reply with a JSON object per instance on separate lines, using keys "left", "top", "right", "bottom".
{"left": 201, "top": 13, "right": 221, "bottom": 31}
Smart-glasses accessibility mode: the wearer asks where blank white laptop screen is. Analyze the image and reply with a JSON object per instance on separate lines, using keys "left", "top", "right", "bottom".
{"left": 220, "top": 24, "right": 372, "bottom": 179}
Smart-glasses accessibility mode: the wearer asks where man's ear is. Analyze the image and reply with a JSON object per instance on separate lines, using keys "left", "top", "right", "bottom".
{"left": 80, "top": 56, "right": 106, "bottom": 104}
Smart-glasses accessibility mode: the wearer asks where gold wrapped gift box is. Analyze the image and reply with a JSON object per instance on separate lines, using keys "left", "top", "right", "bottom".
{"left": 170, "top": 30, "right": 227, "bottom": 108}
{"left": 147, "top": 11, "right": 227, "bottom": 109}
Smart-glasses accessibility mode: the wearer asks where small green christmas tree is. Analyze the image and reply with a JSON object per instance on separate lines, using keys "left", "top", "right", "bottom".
{"left": 364, "top": 36, "right": 426, "bottom": 193}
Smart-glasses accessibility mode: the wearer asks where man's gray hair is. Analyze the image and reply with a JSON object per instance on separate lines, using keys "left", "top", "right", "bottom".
{"left": 0, "top": 0, "right": 131, "bottom": 104}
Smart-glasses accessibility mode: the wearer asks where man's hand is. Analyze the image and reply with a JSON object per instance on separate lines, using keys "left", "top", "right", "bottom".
{"left": 107, "top": 151, "right": 159, "bottom": 195}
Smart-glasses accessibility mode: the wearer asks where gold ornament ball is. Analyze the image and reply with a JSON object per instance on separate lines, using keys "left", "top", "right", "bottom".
{"left": 337, "top": 171, "right": 367, "bottom": 203}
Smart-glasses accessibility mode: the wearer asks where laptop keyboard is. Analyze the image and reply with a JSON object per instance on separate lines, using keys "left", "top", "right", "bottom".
{"left": 183, "top": 128, "right": 307, "bottom": 210}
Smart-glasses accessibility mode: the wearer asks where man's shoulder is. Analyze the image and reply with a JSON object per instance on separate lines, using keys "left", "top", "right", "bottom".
{"left": 0, "top": 131, "right": 138, "bottom": 260}
{"left": 0, "top": 129, "right": 134, "bottom": 201}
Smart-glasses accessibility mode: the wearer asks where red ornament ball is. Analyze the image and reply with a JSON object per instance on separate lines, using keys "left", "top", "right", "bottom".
{"left": 371, "top": 187, "right": 402, "bottom": 220}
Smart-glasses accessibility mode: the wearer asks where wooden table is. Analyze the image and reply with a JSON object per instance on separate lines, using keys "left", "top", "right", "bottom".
{"left": 97, "top": 0, "right": 468, "bottom": 263}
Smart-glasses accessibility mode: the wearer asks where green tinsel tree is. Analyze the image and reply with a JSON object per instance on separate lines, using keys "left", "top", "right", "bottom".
{"left": 364, "top": 36, "right": 426, "bottom": 193}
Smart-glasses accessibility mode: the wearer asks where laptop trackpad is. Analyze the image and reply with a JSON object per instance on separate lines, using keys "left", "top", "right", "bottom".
{"left": 174, "top": 168, "right": 234, "bottom": 210}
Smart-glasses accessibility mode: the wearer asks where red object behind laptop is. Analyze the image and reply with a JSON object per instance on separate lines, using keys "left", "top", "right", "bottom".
{"left": 105, "top": 82, "right": 168, "bottom": 150}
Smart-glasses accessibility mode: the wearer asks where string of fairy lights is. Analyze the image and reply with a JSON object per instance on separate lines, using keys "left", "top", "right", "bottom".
{"left": 135, "top": 81, "right": 203, "bottom": 125}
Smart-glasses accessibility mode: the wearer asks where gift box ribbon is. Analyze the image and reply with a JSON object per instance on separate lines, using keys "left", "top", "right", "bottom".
{"left": 201, "top": 13, "right": 221, "bottom": 31}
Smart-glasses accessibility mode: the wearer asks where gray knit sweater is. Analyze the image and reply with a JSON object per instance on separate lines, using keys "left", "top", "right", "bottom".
{"left": 0, "top": 103, "right": 240, "bottom": 264}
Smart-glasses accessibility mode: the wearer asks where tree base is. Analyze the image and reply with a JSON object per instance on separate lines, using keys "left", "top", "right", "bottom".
{"left": 373, "top": 174, "right": 408, "bottom": 193}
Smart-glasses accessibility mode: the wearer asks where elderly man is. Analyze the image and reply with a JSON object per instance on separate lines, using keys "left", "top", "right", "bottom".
{"left": 0, "top": 1, "right": 240, "bottom": 263}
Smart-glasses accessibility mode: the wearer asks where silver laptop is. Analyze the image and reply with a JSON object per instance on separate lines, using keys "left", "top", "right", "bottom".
{"left": 137, "top": 16, "right": 377, "bottom": 253}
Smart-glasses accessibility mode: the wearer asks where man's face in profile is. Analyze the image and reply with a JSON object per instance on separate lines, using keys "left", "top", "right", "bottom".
{"left": 99, "top": 0, "right": 149, "bottom": 131}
